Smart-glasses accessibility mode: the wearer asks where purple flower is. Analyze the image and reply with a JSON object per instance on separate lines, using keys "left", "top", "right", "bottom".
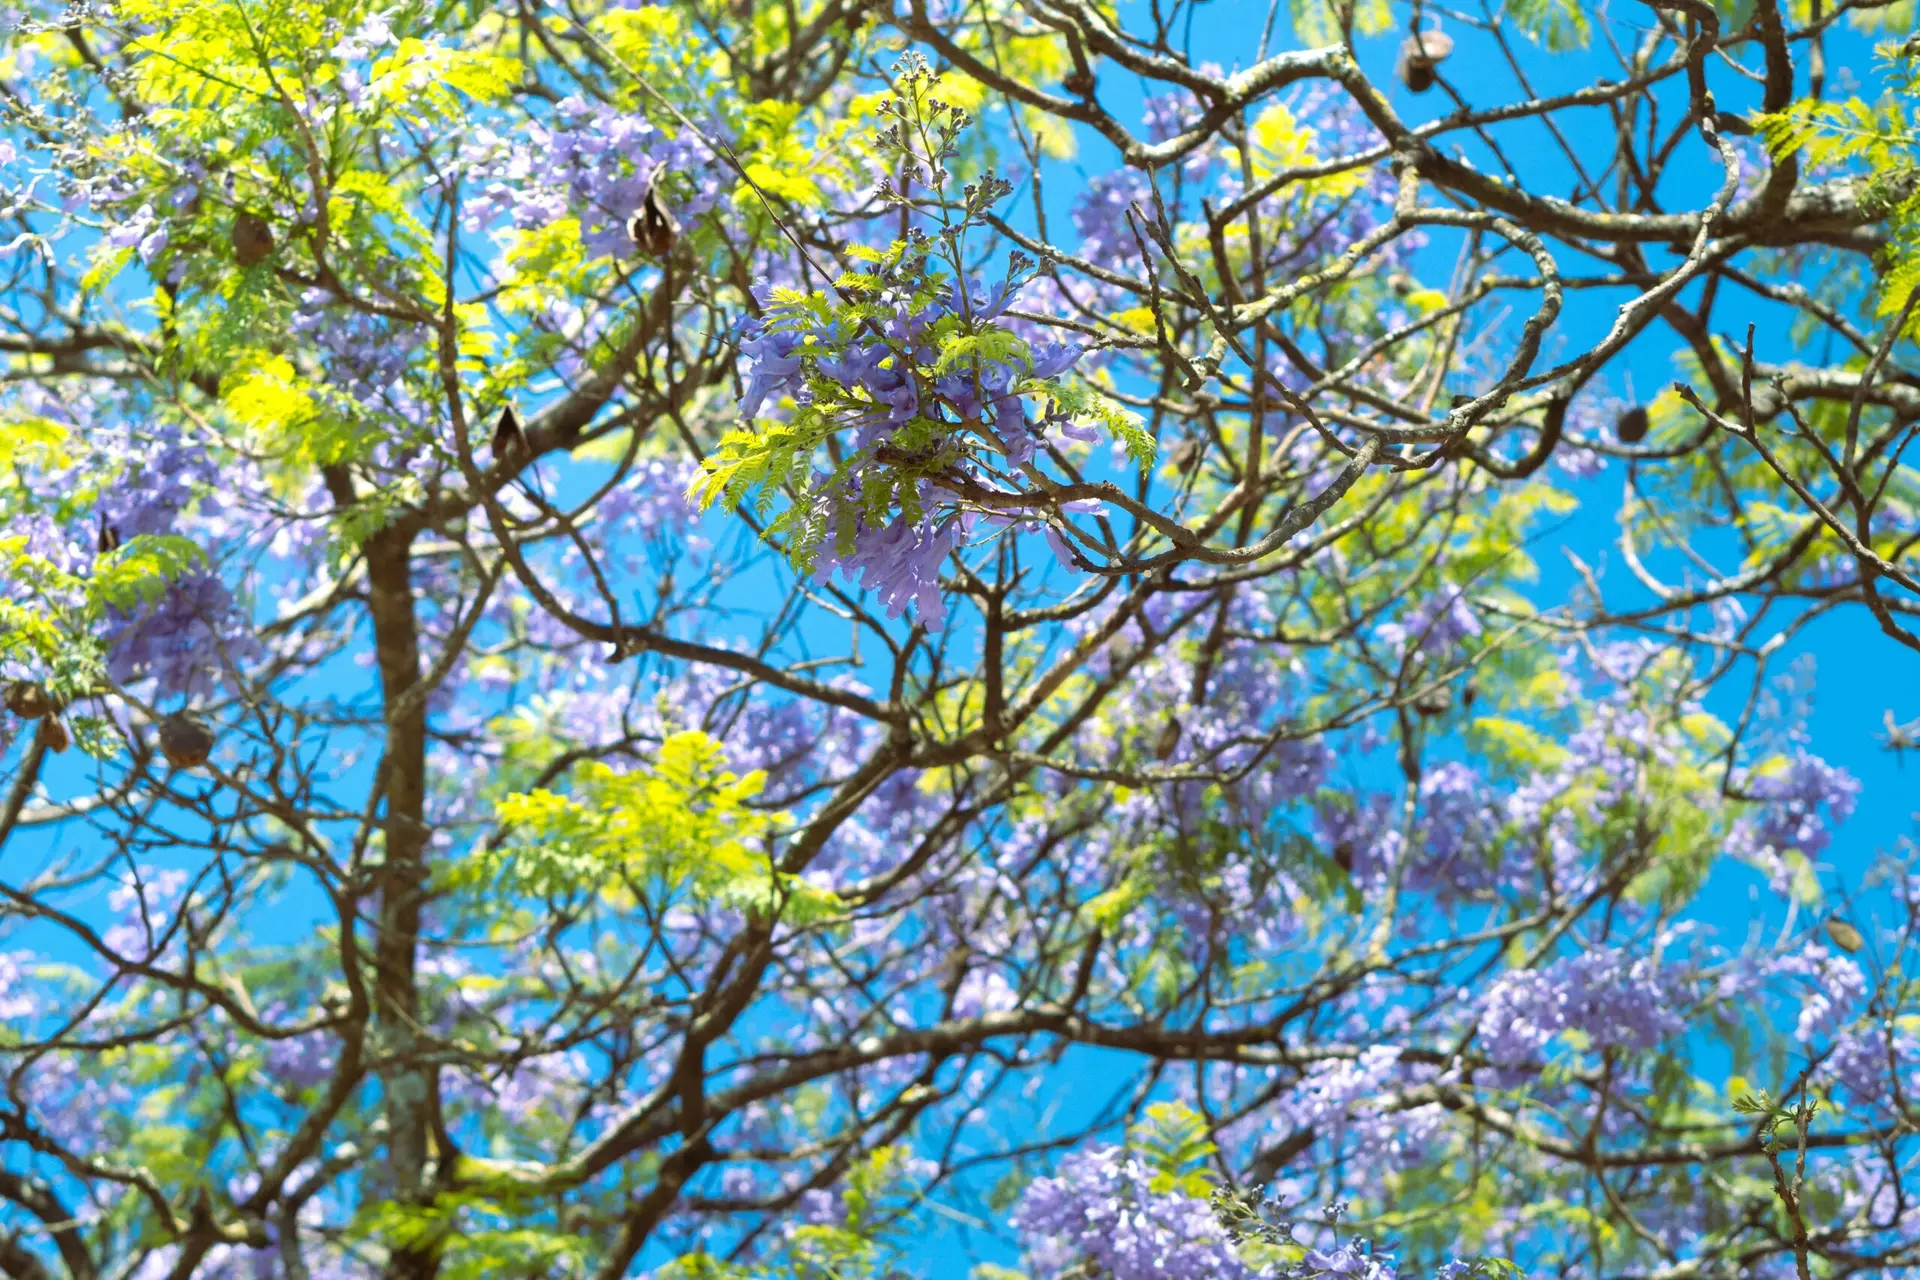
{"left": 814, "top": 512, "right": 958, "bottom": 630}
{"left": 1478, "top": 946, "right": 1689, "bottom": 1068}
{"left": 1013, "top": 1147, "right": 1260, "bottom": 1280}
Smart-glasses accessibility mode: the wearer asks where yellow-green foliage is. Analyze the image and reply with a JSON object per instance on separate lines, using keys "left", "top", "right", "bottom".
{"left": 1757, "top": 44, "right": 1920, "bottom": 332}
{"left": 473, "top": 730, "right": 841, "bottom": 922}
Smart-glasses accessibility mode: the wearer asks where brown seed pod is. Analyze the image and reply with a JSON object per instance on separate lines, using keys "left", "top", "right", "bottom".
{"left": 1153, "top": 716, "right": 1182, "bottom": 760}
{"left": 97, "top": 515, "right": 121, "bottom": 555}
{"left": 1616, "top": 405, "right": 1650, "bottom": 444}
{"left": 158, "top": 709, "right": 217, "bottom": 770}
{"left": 1396, "top": 28, "right": 1453, "bottom": 94}
{"left": 231, "top": 212, "right": 275, "bottom": 267}
{"left": 40, "top": 716, "right": 70, "bottom": 754}
{"left": 491, "top": 405, "right": 529, "bottom": 461}
{"left": 1414, "top": 685, "right": 1453, "bottom": 717}
{"left": 5, "top": 680, "right": 52, "bottom": 720}
{"left": 1824, "top": 917, "right": 1865, "bottom": 954}
{"left": 628, "top": 183, "right": 680, "bottom": 260}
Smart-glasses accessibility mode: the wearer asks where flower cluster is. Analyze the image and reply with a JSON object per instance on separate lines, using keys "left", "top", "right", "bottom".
{"left": 91, "top": 426, "right": 257, "bottom": 700}
{"left": 460, "top": 94, "right": 725, "bottom": 260}
{"left": 1013, "top": 1148, "right": 1265, "bottom": 1280}
{"left": 700, "top": 243, "right": 1131, "bottom": 628}
{"left": 1476, "top": 945, "right": 1690, "bottom": 1068}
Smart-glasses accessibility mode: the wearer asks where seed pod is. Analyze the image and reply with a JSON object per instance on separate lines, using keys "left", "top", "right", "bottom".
{"left": 492, "top": 405, "right": 529, "bottom": 461}
{"left": 1616, "top": 405, "right": 1650, "bottom": 443}
{"left": 5, "top": 680, "right": 52, "bottom": 720}
{"left": 1824, "top": 917, "right": 1865, "bottom": 954}
{"left": 1396, "top": 27, "right": 1453, "bottom": 94}
{"left": 1414, "top": 685, "right": 1453, "bottom": 717}
{"left": 231, "top": 212, "right": 275, "bottom": 267}
{"left": 1153, "top": 716, "right": 1182, "bottom": 760}
{"left": 40, "top": 716, "right": 70, "bottom": 754}
{"left": 97, "top": 515, "right": 121, "bottom": 555}
{"left": 158, "top": 709, "right": 217, "bottom": 770}
{"left": 629, "top": 183, "right": 681, "bottom": 260}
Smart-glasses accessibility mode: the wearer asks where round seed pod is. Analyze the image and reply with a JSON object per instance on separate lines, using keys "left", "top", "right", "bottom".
{"left": 40, "top": 716, "right": 70, "bottom": 754}
{"left": 1153, "top": 715, "right": 1182, "bottom": 760}
{"left": 231, "top": 212, "right": 275, "bottom": 267}
{"left": 1616, "top": 405, "right": 1650, "bottom": 444}
{"left": 1414, "top": 685, "right": 1453, "bottom": 717}
{"left": 1396, "top": 27, "right": 1453, "bottom": 94}
{"left": 5, "top": 680, "right": 52, "bottom": 720}
{"left": 158, "top": 709, "right": 217, "bottom": 770}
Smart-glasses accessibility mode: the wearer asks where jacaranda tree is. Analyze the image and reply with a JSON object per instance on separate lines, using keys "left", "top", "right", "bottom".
{"left": 1, "top": 0, "right": 1917, "bottom": 1275}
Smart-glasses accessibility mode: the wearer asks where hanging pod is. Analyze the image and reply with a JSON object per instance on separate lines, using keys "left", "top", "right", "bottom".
{"left": 159, "top": 709, "right": 217, "bottom": 770}
{"left": 1824, "top": 917, "right": 1865, "bottom": 954}
{"left": 492, "top": 404, "right": 530, "bottom": 461}
{"left": 629, "top": 182, "right": 681, "bottom": 260}
{"left": 1616, "top": 405, "right": 1650, "bottom": 444}
{"left": 4, "top": 680, "right": 52, "bottom": 720}
{"left": 1396, "top": 21, "right": 1454, "bottom": 94}
{"left": 231, "top": 212, "right": 274, "bottom": 267}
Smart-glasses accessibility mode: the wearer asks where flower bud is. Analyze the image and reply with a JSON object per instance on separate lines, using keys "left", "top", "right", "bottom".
{"left": 232, "top": 212, "right": 275, "bottom": 267}
{"left": 159, "top": 709, "right": 217, "bottom": 770}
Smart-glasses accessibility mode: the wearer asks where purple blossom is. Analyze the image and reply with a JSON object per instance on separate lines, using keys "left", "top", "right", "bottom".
{"left": 813, "top": 512, "right": 958, "bottom": 630}
{"left": 1013, "top": 1147, "right": 1261, "bottom": 1280}
{"left": 1478, "top": 945, "right": 1689, "bottom": 1068}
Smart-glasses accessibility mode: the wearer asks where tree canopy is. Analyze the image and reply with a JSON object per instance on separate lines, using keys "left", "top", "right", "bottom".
{"left": 0, "top": 0, "right": 1918, "bottom": 1277}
